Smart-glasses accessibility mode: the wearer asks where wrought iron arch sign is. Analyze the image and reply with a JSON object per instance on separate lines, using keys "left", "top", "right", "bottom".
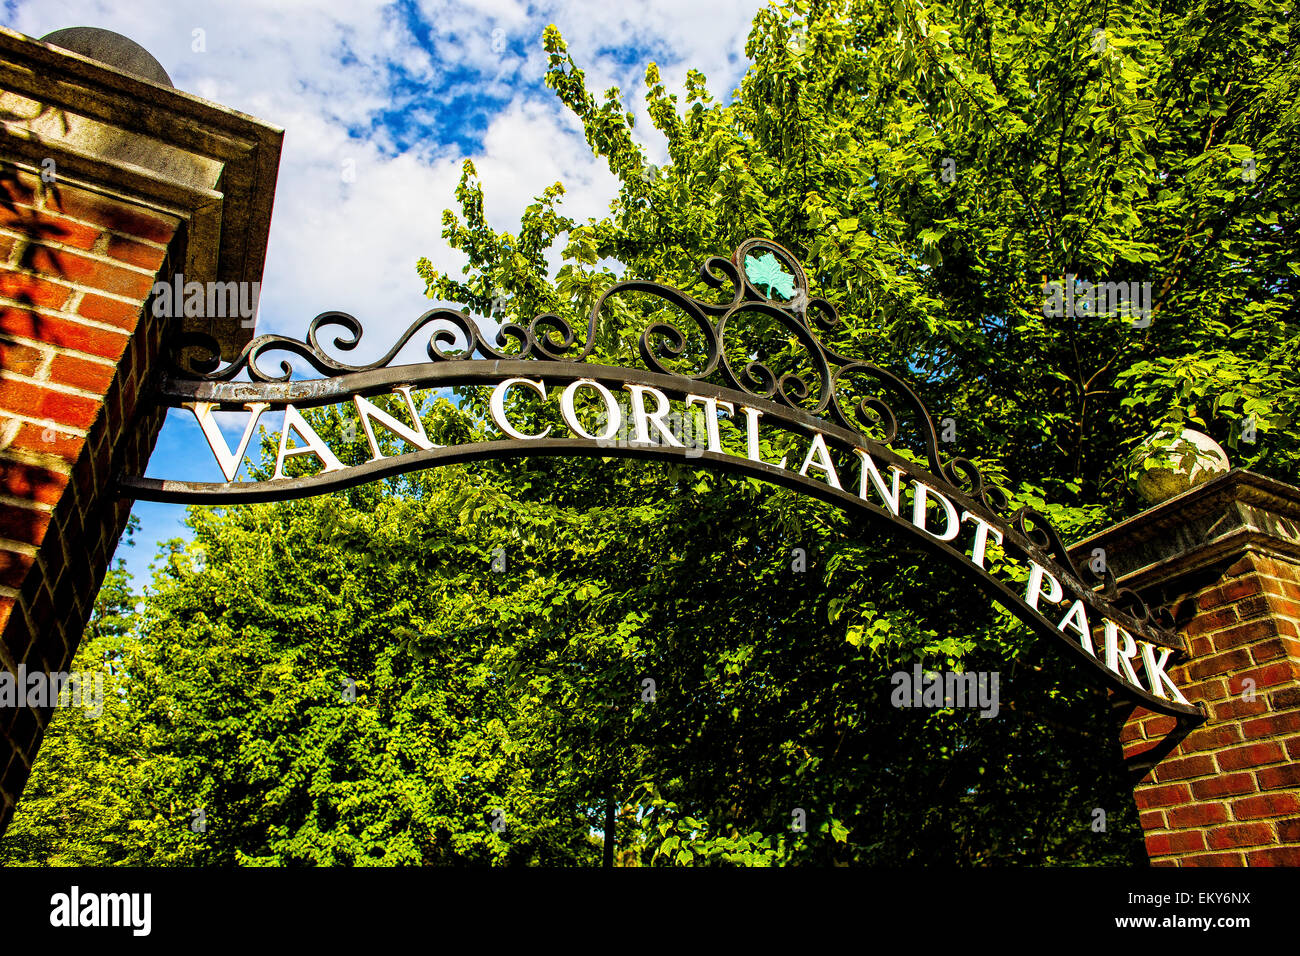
{"left": 120, "top": 239, "right": 1204, "bottom": 723}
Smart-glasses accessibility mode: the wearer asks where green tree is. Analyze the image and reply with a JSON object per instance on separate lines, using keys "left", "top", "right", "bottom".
{"left": 6, "top": 0, "right": 1296, "bottom": 866}
{"left": 0, "top": 516, "right": 167, "bottom": 866}
{"left": 412, "top": 0, "right": 1297, "bottom": 863}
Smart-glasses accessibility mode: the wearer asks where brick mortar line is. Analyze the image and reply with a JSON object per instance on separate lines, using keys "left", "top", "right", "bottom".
{"left": 0, "top": 368, "right": 110, "bottom": 402}
{"left": 1261, "top": 587, "right": 1300, "bottom": 609}
{"left": 0, "top": 493, "right": 53, "bottom": 513}
{"left": 1228, "top": 807, "right": 1300, "bottom": 821}
{"left": 0, "top": 290, "right": 138, "bottom": 335}
{"left": 0, "top": 330, "right": 117, "bottom": 370}
{"left": 35, "top": 546, "right": 86, "bottom": 633}
{"left": 1149, "top": 822, "right": 1282, "bottom": 840}
{"left": 1143, "top": 819, "right": 1299, "bottom": 833}
{"left": 1189, "top": 734, "right": 1295, "bottom": 754}
{"left": 7, "top": 583, "right": 65, "bottom": 675}
{"left": 0, "top": 445, "right": 74, "bottom": 477}
{"left": 0, "top": 260, "right": 157, "bottom": 303}
{"left": 3, "top": 194, "right": 175, "bottom": 252}
{"left": 0, "top": 645, "right": 17, "bottom": 683}
{"left": 0, "top": 226, "right": 164, "bottom": 278}
{"left": 1218, "top": 721, "right": 1300, "bottom": 741}
{"left": 0, "top": 411, "right": 86, "bottom": 440}
{"left": 1253, "top": 564, "right": 1300, "bottom": 580}
{"left": 1257, "top": 577, "right": 1300, "bottom": 594}
{"left": 1154, "top": 762, "right": 1259, "bottom": 784}
{"left": 0, "top": 537, "right": 38, "bottom": 556}
{"left": 63, "top": 283, "right": 157, "bottom": 312}
{"left": 26, "top": 552, "right": 72, "bottom": 653}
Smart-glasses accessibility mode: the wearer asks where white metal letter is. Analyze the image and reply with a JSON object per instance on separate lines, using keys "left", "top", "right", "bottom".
{"left": 852, "top": 449, "right": 904, "bottom": 515}
{"left": 910, "top": 480, "right": 960, "bottom": 541}
{"left": 624, "top": 384, "right": 683, "bottom": 447}
{"left": 684, "top": 394, "right": 733, "bottom": 453}
{"left": 1139, "top": 641, "right": 1191, "bottom": 705}
{"left": 1025, "top": 562, "right": 1064, "bottom": 612}
{"left": 274, "top": 405, "right": 345, "bottom": 479}
{"left": 185, "top": 401, "right": 270, "bottom": 482}
{"left": 1103, "top": 620, "right": 1144, "bottom": 689}
{"left": 353, "top": 386, "right": 437, "bottom": 461}
{"left": 561, "top": 379, "right": 621, "bottom": 441}
{"left": 797, "top": 432, "right": 842, "bottom": 489}
{"left": 490, "top": 378, "right": 552, "bottom": 441}
{"left": 960, "top": 511, "right": 1004, "bottom": 569}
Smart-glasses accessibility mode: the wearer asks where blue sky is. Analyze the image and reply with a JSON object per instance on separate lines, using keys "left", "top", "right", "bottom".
{"left": 2, "top": 0, "right": 767, "bottom": 590}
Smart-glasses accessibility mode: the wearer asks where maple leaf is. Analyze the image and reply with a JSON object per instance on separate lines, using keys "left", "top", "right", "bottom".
{"left": 745, "top": 253, "right": 796, "bottom": 300}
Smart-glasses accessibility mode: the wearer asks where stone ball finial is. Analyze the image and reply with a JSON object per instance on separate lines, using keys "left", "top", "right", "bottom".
{"left": 40, "top": 28, "right": 173, "bottom": 87}
{"left": 1134, "top": 428, "right": 1231, "bottom": 505}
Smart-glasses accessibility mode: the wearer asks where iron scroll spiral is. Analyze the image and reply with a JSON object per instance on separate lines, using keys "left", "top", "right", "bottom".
{"left": 168, "top": 238, "right": 1157, "bottom": 625}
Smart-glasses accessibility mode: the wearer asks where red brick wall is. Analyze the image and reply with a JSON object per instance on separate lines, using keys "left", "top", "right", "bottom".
{"left": 1124, "top": 550, "right": 1300, "bottom": 865}
{"left": 0, "top": 164, "right": 179, "bottom": 832}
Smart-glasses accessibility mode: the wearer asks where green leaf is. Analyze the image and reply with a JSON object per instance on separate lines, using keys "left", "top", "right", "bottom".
{"left": 744, "top": 253, "right": 796, "bottom": 299}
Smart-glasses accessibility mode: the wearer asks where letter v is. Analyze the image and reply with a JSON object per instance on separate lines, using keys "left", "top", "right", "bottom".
{"left": 185, "top": 401, "right": 270, "bottom": 481}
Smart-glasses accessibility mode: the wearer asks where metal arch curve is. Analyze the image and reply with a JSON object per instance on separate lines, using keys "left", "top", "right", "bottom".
{"left": 138, "top": 239, "right": 1205, "bottom": 726}
{"left": 119, "top": 432, "right": 1202, "bottom": 722}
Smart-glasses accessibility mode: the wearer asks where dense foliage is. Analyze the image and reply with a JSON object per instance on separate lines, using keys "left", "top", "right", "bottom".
{"left": 4, "top": 0, "right": 1296, "bottom": 865}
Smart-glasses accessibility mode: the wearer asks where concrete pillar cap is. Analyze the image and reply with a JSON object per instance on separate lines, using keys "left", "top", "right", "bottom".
{"left": 40, "top": 27, "right": 173, "bottom": 87}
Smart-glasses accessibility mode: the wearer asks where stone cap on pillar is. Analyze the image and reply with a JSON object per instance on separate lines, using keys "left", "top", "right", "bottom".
{"left": 0, "top": 25, "right": 282, "bottom": 360}
{"left": 1070, "top": 469, "right": 1300, "bottom": 593}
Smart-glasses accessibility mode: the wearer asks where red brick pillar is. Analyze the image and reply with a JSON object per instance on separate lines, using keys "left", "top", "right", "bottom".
{"left": 1074, "top": 470, "right": 1300, "bottom": 866}
{"left": 0, "top": 167, "right": 180, "bottom": 828}
{"left": 0, "top": 26, "right": 280, "bottom": 835}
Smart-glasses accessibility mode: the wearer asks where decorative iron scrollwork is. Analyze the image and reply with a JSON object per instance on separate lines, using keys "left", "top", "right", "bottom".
{"left": 166, "top": 238, "right": 1164, "bottom": 634}
{"left": 172, "top": 240, "right": 972, "bottom": 488}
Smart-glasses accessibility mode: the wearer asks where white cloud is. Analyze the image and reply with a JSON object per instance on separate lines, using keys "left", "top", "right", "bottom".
{"left": 6, "top": 1, "right": 763, "bottom": 340}
{"left": 3, "top": 0, "right": 767, "bottom": 575}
